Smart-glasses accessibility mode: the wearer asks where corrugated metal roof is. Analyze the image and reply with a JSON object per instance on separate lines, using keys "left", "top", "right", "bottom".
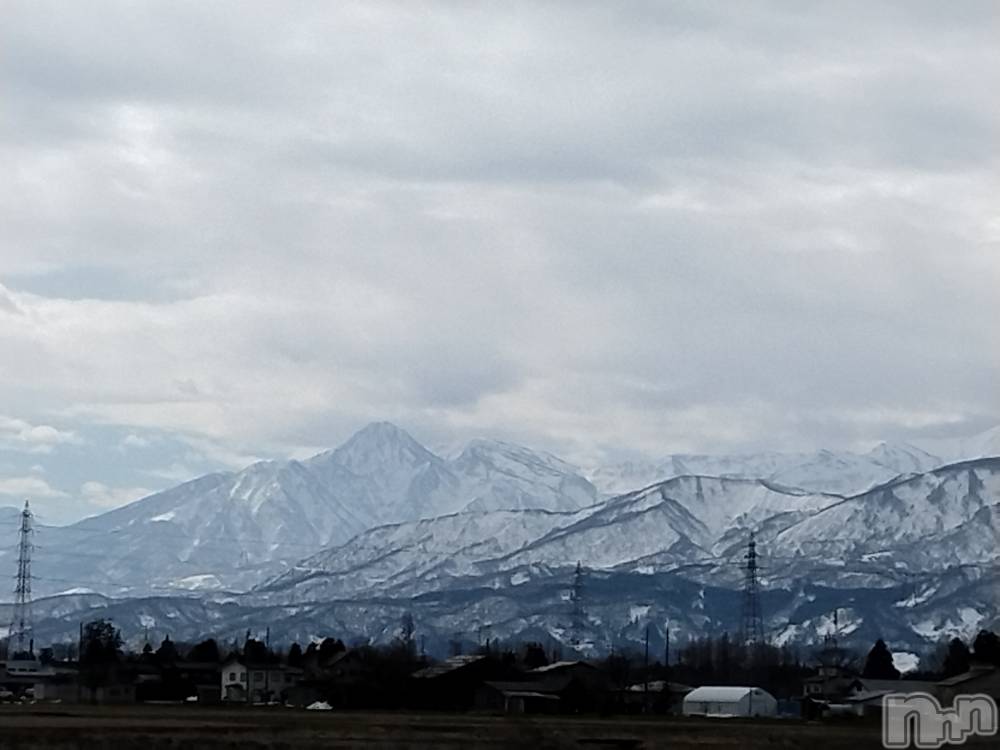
{"left": 684, "top": 686, "right": 767, "bottom": 702}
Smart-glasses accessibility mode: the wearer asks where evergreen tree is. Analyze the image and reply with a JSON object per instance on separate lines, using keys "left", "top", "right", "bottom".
{"left": 287, "top": 642, "right": 303, "bottom": 667}
{"left": 862, "top": 639, "right": 900, "bottom": 679}
{"left": 155, "top": 636, "right": 179, "bottom": 665}
{"left": 80, "top": 619, "right": 123, "bottom": 693}
{"left": 942, "top": 638, "right": 972, "bottom": 677}
{"left": 972, "top": 630, "right": 1000, "bottom": 666}
{"left": 243, "top": 637, "right": 270, "bottom": 663}
{"left": 522, "top": 642, "right": 549, "bottom": 670}
{"left": 318, "top": 637, "right": 346, "bottom": 662}
{"left": 81, "top": 619, "right": 122, "bottom": 666}
{"left": 399, "top": 613, "right": 416, "bottom": 656}
{"left": 188, "top": 638, "right": 221, "bottom": 663}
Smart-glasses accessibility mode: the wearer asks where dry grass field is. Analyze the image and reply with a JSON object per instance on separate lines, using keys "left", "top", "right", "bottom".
{"left": 3, "top": 704, "right": 995, "bottom": 749}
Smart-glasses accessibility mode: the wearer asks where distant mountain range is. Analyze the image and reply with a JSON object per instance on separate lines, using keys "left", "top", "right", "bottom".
{"left": 1, "top": 421, "right": 998, "bottom": 658}
{"left": 587, "top": 442, "right": 943, "bottom": 497}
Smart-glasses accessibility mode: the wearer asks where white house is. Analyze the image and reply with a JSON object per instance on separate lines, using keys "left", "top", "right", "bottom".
{"left": 221, "top": 655, "right": 249, "bottom": 702}
{"left": 682, "top": 686, "right": 778, "bottom": 718}
{"left": 220, "top": 655, "right": 301, "bottom": 703}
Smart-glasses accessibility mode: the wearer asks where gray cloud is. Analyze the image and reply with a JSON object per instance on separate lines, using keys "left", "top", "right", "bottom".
{"left": 0, "top": 1, "right": 998, "bottom": 518}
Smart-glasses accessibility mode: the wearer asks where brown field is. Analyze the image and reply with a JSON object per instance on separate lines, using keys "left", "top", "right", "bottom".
{"left": 0, "top": 704, "right": 995, "bottom": 749}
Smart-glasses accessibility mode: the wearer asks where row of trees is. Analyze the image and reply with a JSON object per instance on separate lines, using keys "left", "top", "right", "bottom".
{"left": 52, "top": 618, "right": 1000, "bottom": 698}
{"left": 856, "top": 629, "right": 1000, "bottom": 681}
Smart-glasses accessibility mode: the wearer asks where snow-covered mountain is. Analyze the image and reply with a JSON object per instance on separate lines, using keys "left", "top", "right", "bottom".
{"left": 3, "top": 422, "right": 998, "bottom": 656}
{"left": 774, "top": 458, "right": 1000, "bottom": 567}
{"left": 16, "top": 561, "right": 999, "bottom": 660}
{"left": 259, "top": 508, "right": 592, "bottom": 602}
{"left": 2, "top": 423, "right": 599, "bottom": 597}
{"left": 451, "top": 439, "right": 598, "bottom": 513}
{"left": 251, "top": 475, "right": 848, "bottom": 604}
{"left": 306, "top": 423, "right": 601, "bottom": 522}
{"left": 588, "top": 442, "right": 944, "bottom": 497}
{"left": 927, "top": 424, "right": 1000, "bottom": 464}
{"left": 239, "top": 458, "right": 999, "bottom": 654}
{"left": 11, "top": 463, "right": 373, "bottom": 596}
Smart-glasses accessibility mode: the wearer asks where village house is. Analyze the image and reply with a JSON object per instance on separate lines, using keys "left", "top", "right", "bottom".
{"left": 220, "top": 654, "right": 301, "bottom": 703}
{"left": 288, "top": 648, "right": 370, "bottom": 708}
{"left": 621, "top": 680, "right": 693, "bottom": 714}
{"left": 841, "top": 677, "right": 941, "bottom": 717}
{"left": 411, "top": 654, "right": 522, "bottom": 711}
{"left": 475, "top": 680, "right": 561, "bottom": 714}
{"left": 937, "top": 665, "right": 1000, "bottom": 707}
{"left": 801, "top": 642, "right": 857, "bottom": 702}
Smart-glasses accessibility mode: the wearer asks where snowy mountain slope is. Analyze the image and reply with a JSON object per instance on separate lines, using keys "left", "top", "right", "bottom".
{"left": 6, "top": 420, "right": 997, "bottom": 661}
{"left": 241, "top": 459, "right": 998, "bottom": 656}
{"left": 10, "top": 422, "right": 600, "bottom": 598}
{"left": 306, "top": 422, "right": 454, "bottom": 524}
{"left": 588, "top": 443, "right": 945, "bottom": 498}
{"left": 961, "top": 425, "right": 1000, "bottom": 460}
{"left": 19, "top": 562, "right": 999, "bottom": 658}
{"left": 919, "top": 424, "right": 1000, "bottom": 464}
{"left": 7, "top": 452, "right": 998, "bottom": 655}
{"left": 253, "top": 475, "right": 840, "bottom": 603}
{"left": 257, "top": 508, "right": 591, "bottom": 602}
{"left": 773, "top": 458, "right": 1000, "bottom": 566}
{"left": 495, "top": 476, "right": 839, "bottom": 572}
{"left": 452, "top": 440, "right": 597, "bottom": 513}
{"left": 307, "top": 423, "right": 601, "bottom": 522}
{"left": 20, "top": 461, "right": 375, "bottom": 596}
{"left": 866, "top": 442, "right": 943, "bottom": 475}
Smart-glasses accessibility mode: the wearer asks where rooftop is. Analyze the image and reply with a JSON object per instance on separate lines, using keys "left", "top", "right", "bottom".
{"left": 528, "top": 660, "right": 594, "bottom": 674}
{"left": 412, "top": 654, "right": 486, "bottom": 679}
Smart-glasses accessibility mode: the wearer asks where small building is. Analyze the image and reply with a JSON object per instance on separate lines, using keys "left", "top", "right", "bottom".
{"left": 2, "top": 658, "right": 50, "bottom": 697}
{"left": 476, "top": 681, "right": 562, "bottom": 714}
{"left": 289, "top": 648, "right": 368, "bottom": 708}
{"left": 411, "top": 655, "right": 521, "bottom": 711}
{"left": 221, "top": 655, "right": 300, "bottom": 703}
{"left": 621, "top": 680, "right": 692, "bottom": 714}
{"left": 33, "top": 664, "right": 137, "bottom": 705}
{"left": 937, "top": 665, "right": 1000, "bottom": 707}
{"left": 840, "top": 678, "right": 940, "bottom": 718}
{"left": 28, "top": 663, "right": 79, "bottom": 703}
{"left": 682, "top": 686, "right": 778, "bottom": 718}
{"left": 846, "top": 678, "right": 932, "bottom": 712}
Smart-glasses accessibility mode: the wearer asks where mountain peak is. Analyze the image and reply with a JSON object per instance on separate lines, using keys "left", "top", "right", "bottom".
{"left": 329, "top": 421, "right": 438, "bottom": 476}
{"left": 455, "top": 437, "right": 581, "bottom": 476}
{"left": 866, "top": 441, "right": 941, "bottom": 474}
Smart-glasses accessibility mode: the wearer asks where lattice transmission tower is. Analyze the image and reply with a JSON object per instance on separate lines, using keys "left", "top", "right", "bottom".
{"left": 8, "top": 500, "right": 35, "bottom": 658}
{"left": 740, "top": 530, "right": 764, "bottom": 647}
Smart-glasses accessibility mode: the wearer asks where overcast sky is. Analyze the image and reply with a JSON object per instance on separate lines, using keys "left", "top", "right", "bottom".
{"left": 1, "top": 1, "right": 998, "bottom": 522}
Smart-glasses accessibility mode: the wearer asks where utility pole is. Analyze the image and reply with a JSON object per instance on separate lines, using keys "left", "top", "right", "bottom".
{"left": 643, "top": 624, "right": 650, "bottom": 710}
{"left": 77, "top": 621, "right": 83, "bottom": 703}
{"left": 740, "top": 531, "right": 764, "bottom": 648}
{"left": 569, "top": 561, "right": 586, "bottom": 648}
{"left": 664, "top": 623, "right": 670, "bottom": 675}
{"left": 264, "top": 626, "right": 271, "bottom": 702}
{"left": 8, "top": 501, "right": 34, "bottom": 659}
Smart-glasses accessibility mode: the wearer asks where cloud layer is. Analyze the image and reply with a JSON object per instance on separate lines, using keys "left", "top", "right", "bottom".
{"left": 1, "top": 1, "right": 998, "bottom": 520}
